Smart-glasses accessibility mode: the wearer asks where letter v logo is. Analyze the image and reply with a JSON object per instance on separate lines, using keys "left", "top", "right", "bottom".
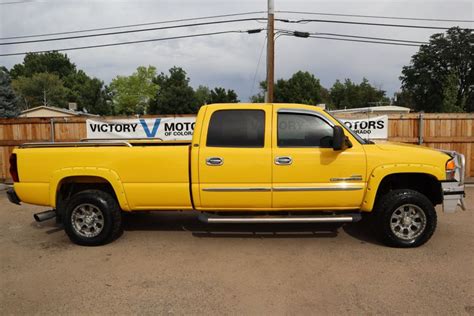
{"left": 139, "top": 119, "right": 161, "bottom": 138}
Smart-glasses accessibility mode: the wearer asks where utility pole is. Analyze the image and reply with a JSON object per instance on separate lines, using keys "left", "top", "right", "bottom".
{"left": 265, "top": 0, "right": 274, "bottom": 103}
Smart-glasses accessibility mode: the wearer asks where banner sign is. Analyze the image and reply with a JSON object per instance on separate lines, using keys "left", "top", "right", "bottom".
{"left": 338, "top": 115, "right": 388, "bottom": 139}
{"left": 86, "top": 114, "right": 388, "bottom": 141}
{"left": 86, "top": 117, "right": 196, "bottom": 140}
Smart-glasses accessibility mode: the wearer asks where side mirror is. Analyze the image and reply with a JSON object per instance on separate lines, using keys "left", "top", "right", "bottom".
{"left": 332, "top": 126, "right": 346, "bottom": 151}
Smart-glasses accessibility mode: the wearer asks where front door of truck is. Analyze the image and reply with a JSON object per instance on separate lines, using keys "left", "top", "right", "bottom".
{"left": 198, "top": 105, "right": 272, "bottom": 210}
{"left": 272, "top": 106, "right": 367, "bottom": 210}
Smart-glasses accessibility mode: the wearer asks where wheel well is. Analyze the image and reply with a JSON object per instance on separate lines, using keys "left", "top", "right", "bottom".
{"left": 56, "top": 176, "right": 118, "bottom": 212}
{"left": 375, "top": 173, "right": 442, "bottom": 206}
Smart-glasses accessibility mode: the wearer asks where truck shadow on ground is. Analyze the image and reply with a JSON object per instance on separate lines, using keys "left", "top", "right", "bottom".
{"left": 121, "top": 211, "right": 382, "bottom": 245}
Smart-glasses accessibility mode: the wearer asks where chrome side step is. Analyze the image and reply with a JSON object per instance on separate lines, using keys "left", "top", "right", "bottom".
{"left": 198, "top": 213, "right": 362, "bottom": 224}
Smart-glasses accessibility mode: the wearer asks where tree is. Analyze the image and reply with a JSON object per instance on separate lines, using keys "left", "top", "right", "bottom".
{"left": 0, "top": 68, "right": 20, "bottom": 118}
{"left": 194, "top": 85, "right": 211, "bottom": 106}
{"left": 9, "top": 52, "right": 77, "bottom": 80}
{"left": 329, "top": 78, "right": 389, "bottom": 109}
{"left": 148, "top": 67, "right": 198, "bottom": 114}
{"left": 9, "top": 52, "right": 111, "bottom": 115}
{"left": 251, "top": 71, "right": 328, "bottom": 105}
{"left": 110, "top": 66, "right": 158, "bottom": 115}
{"left": 209, "top": 87, "right": 239, "bottom": 103}
{"left": 400, "top": 27, "right": 473, "bottom": 112}
{"left": 12, "top": 73, "right": 68, "bottom": 109}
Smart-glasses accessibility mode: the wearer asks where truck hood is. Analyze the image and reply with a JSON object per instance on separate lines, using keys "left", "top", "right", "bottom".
{"left": 373, "top": 141, "right": 451, "bottom": 161}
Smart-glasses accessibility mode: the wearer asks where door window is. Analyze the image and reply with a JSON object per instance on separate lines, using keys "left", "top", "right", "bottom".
{"left": 207, "top": 110, "right": 265, "bottom": 147}
{"left": 278, "top": 113, "right": 333, "bottom": 147}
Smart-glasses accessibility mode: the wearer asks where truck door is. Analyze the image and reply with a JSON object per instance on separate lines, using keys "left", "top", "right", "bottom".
{"left": 272, "top": 106, "right": 367, "bottom": 209}
{"left": 198, "top": 105, "right": 272, "bottom": 210}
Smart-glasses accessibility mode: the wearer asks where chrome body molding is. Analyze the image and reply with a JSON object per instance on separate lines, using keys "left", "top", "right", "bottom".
{"left": 273, "top": 186, "right": 363, "bottom": 192}
{"left": 202, "top": 187, "right": 271, "bottom": 192}
{"left": 330, "top": 175, "right": 363, "bottom": 182}
{"left": 203, "top": 185, "right": 364, "bottom": 192}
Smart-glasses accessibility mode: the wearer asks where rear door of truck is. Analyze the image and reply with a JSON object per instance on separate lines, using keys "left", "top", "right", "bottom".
{"left": 197, "top": 104, "right": 272, "bottom": 210}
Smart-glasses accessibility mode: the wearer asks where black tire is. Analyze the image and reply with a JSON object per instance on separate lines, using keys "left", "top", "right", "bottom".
{"left": 64, "top": 190, "right": 122, "bottom": 246}
{"left": 371, "top": 189, "right": 437, "bottom": 248}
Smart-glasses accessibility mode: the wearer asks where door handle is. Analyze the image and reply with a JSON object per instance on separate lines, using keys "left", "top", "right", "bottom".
{"left": 275, "top": 156, "right": 292, "bottom": 165}
{"left": 206, "top": 157, "right": 224, "bottom": 166}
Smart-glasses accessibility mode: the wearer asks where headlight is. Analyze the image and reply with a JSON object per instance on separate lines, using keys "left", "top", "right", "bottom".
{"left": 445, "top": 158, "right": 456, "bottom": 180}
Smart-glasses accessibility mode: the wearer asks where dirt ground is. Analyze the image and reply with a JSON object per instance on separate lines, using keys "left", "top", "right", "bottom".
{"left": 1, "top": 187, "right": 473, "bottom": 315}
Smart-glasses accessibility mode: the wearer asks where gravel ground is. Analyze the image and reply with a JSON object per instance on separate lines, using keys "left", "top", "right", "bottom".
{"left": 1, "top": 187, "right": 473, "bottom": 315}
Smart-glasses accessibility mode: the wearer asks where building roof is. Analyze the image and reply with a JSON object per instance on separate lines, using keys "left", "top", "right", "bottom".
{"left": 20, "top": 105, "right": 98, "bottom": 117}
{"left": 330, "top": 105, "right": 411, "bottom": 114}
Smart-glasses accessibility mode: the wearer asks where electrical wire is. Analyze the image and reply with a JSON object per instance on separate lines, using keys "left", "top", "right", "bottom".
{"left": 0, "top": 18, "right": 267, "bottom": 46}
{"left": 305, "top": 35, "right": 421, "bottom": 47}
{"left": 250, "top": 35, "right": 267, "bottom": 97}
{"left": 0, "top": 11, "right": 266, "bottom": 40}
{"left": 284, "top": 19, "right": 463, "bottom": 30}
{"left": 0, "top": 29, "right": 263, "bottom": 57}
{"left": 276, "top": 29, "right": 428, "bottom": 44}
{"left": 277, "top": 10, "right": 474, "bottom": 23}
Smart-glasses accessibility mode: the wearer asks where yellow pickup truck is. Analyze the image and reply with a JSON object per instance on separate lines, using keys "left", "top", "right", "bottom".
{"left": 7, "top": 103, "right": 465, "bottom": 247}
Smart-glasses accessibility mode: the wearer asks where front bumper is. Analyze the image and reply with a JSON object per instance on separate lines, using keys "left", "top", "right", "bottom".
{"left": 442, "top": 182, "right": 465, "bottom": 213}
{"left": 6, "top": 187, "right": 21, "bottom": 205}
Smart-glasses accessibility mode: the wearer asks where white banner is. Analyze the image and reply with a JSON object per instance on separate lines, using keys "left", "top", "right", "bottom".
{"left": 339, "top": 115, "right": 388, "bottom": 139}
{"left": 86, "top": 114, "right": 388, "bottom": 141}
{"left": 86, "top": 117, "right": 196, "bottom": 140}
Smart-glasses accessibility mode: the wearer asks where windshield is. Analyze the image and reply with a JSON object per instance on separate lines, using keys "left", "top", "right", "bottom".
{"left": 324, "top": 110, "right": 371, "bottom": 144}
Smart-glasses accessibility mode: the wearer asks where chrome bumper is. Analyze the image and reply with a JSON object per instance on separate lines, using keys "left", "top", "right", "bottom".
{"left": 440, "top": 150, "right": 466, "bottom": 213}
{"left": 442, "top": 182, "right": 465, "bottom": 213}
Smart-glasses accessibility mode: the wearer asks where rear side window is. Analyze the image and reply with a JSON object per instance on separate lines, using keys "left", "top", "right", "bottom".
{"left": 207, "top": 110, "right": 265, "bottom": 147}
{"left": 278, "top": 113, "right": 333, "bottom": 147}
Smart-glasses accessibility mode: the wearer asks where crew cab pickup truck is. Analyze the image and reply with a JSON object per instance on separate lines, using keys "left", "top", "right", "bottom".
{"left": 7, "top": 103, "right": 465, "bottom": 247}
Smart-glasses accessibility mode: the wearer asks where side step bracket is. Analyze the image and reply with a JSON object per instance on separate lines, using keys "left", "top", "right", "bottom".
{"left": 198, "top": 213, "right": 362, "bottom": 224}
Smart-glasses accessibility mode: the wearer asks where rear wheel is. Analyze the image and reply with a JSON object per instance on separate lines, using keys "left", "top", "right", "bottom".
{"left": 64, "top": 190, "right": 122, "bottom": 246}
{"left": 372, "top": 189, "right": 437, "bottom": 248}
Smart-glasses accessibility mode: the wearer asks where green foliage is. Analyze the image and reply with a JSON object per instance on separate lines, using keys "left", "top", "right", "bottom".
{"left": 194, "top": 85, "right": 211, "bottom": 106}
{"left": 149, "top": 67, "right": 198, "bottom": 114}
{"left": 400, "top": 27, "right": 473, "bottom": 112}
{"left": 0, "top": 69, "right": 20, "bottom": 118}
{"left": 10, "top": 52, "right": 77, "bottom": 79}
{"left": 209, "top": 87, "right": 239, "bottom": 104}
{"left": 252, "top": 71, "right": 328, "bottom": 105}
{"left": 12, "top": 73, "right": 68, "bottom": 109}
{"left": 330, "top": 78, "right": 389, "bottom": 109}
{"left": 110, "top": 66, "right": 158, "bottom": 115}
{"left": 9, "top": 52, "right": 112, "bottom": 115}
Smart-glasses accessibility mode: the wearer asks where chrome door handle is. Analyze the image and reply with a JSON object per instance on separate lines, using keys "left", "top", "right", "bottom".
{"left": 275, "top": 156, "right": 292, "bottom": 165}
{"left": 206, "top": 157, "right": 224, "bottom": 166}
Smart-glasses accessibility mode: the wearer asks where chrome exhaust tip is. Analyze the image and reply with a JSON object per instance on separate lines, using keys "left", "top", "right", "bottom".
{"left": 34, "top": 210, "right": 56, "bottom": 222}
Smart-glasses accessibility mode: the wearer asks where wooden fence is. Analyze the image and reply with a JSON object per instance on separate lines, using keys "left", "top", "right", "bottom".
{"left": 0, "top": 113, "right": 473, "bottom": 182}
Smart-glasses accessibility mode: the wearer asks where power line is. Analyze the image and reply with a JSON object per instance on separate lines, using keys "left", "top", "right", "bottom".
{"left": 250, "top": 35, "right": 267, "bottom": 98}
{"left": 0, "top": 29, "right": 263, "bottom": 57}
{"left": 305, "top": 35, "right": 421, "bottom": 47}
{"left": 0, "top": 18, "right": 266, "bottom": 46}
{"left": 278, "top": 10, "right": 474, "bottom": 23}
{"left": 0, "top": 11, "right": 266, "bottom": 40}
{"left": 276, "top": 29, "right": 428, "bottom": 44}
{"left": 285, "top": 19, "right": 463, "bottom": 30}
{"left": 0, "top": 0, "right": 34, "bottom": 5}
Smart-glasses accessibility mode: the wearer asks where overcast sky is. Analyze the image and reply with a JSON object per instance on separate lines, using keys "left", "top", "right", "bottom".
{"left": 0, "top": 0, "right": 472, "bottom": 101}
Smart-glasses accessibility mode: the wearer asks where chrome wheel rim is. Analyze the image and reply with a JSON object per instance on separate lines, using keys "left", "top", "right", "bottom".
{"left": 390, "top": 204, "right": 427, "bottom": 241}
{"left": 71, "top": 203, "right": 105, "bottom": 238}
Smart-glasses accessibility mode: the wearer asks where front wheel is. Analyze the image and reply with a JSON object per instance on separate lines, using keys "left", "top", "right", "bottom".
{"left": 372, "top": 189, "right": 437, "bottom": 248}
{"left": 64, "top": 190, "right": 122, "bottom": 246}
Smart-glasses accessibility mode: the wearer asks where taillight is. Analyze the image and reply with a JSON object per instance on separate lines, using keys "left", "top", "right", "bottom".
{"left": 9, "top": 153, "right": 19, "bottom": 182}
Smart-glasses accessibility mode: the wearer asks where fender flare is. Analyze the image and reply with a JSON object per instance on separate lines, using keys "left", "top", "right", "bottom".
{"left": 361, "top": 163, "right": 444, "bottom": 212}
{"left": 49, "top": 167, "right": 130, "bottom": 211}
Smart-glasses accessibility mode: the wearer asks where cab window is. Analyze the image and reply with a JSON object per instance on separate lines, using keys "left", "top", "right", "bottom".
{"left": 278, "top": 113, "right": 333, "bottom": 147}
{"left": 207, "top": 110, "right": 265, "bottom": 147}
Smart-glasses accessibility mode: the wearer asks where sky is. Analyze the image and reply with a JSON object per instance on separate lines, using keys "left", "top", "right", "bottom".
{"left": 0, "top": 0, "right": 472, "bottom": 102}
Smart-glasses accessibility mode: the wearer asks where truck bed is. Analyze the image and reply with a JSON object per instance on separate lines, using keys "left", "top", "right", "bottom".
{"left": 15, "top": 141, "right": 193, "bottom": 210}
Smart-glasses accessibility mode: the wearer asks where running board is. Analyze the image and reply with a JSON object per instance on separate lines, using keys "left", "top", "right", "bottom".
{"left": 198, "top": 213, "right": 362, "bottom": 224}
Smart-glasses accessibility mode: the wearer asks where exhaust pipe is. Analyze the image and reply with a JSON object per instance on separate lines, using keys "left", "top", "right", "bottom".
{"left": 34, "top": 210, "right": 56, "bottom": 222}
